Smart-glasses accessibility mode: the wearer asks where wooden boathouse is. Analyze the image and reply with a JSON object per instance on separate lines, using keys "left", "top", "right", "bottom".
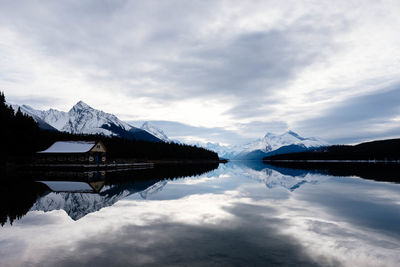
{"left": 37, "top": 141, "right": 106, "bottom": 164}
{"left": 39, "top": 180, "right": 105, "bottom": 193}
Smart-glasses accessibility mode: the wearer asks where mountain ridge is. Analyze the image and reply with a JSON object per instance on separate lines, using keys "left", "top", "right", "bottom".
{"left": 193, "top": 130, "right": 327, "bottom": 159}
{"left": 9, "top": 101, "right": 162, "bottom": 142}
{"left": 140, "top": 122, "right": 170, "bottom": 142}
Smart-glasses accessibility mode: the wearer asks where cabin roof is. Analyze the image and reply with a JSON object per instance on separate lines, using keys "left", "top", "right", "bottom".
{"left": 39, "top": 181, "right": 103, "bottom": 193}
{"left": 38, "top": 141, "right": 97, "bottom": 153}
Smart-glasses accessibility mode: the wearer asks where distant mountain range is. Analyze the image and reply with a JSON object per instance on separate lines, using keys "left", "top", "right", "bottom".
{"left": 8, "top": 101, "right": 327, "bottom": 159}
{"left": 195, "top": 131, "right": 327, "bottom": 160}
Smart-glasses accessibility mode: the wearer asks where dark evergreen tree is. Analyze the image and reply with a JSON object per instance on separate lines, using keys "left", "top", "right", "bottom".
{"left": 0, "top": 92, "right": 41, "bottom": 164}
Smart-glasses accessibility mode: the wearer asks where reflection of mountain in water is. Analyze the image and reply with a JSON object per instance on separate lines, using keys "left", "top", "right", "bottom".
{"left": 31, "top": 179, "right": 164, "bottom": 220}
{"left": 264, "top": 161, "right": 400, "bottom": 184}
{"left": 237, "top": 160, "right": 400, "bottom": 189}
{"left": 261, "top": 168, "right": 319, "bottom": 191}
{"left": 140, "top": 181, "right": 168, "bottom": 199}
{"left": 247, "top": 167, "right": 322, "bottom": 191}
{"left": 233, "top": 161, "right": 324, "bottom": 191}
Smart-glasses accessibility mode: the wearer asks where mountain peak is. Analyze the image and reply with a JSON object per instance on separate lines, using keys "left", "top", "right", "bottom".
{"left": 141, "top": 121, "right": 151, "bottom": 128}
{"left": 141, "top": 121, "right": 169, "bottom": 142}
{"left": 263, "top": 131, "right": 301, "bottom": 139}
{"left": 286, "top": 130, "right": 297, "bottom": 135}
{"left": 72, "top": 101, "right": 92, "bottom": 110}
{"left": 264, "top": 132, "right": 275, "bottom": 138}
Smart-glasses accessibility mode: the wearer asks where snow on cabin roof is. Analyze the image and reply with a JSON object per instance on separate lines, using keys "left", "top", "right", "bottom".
{"left": 38, "top": 141, "right": 97, "bottom": 153}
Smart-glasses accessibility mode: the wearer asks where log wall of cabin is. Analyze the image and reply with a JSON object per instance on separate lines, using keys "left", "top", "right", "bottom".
{"left": 90, "top": 142, "right": 106, "bottom": 153}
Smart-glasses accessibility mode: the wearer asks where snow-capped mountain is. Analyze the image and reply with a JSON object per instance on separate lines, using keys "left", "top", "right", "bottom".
{"left": 10, "top": 101, "right": 161, "bottom": 142}
{"left": 141, "top": 122, "right": 170, "bottom": 142}
{"left": 195, "top": 131, "right": 327, "bottom": 159}
{"left": 233, "top": 130, "right": 328, "bottom": 159}
{"left": 241, "top": 130, "right": 326, "bottom": 154}
{"left": 63, "top": 101, "right": 132, "bottom": 135}
{"left": 192, "top": 142, "right": 238, "bottom": 159}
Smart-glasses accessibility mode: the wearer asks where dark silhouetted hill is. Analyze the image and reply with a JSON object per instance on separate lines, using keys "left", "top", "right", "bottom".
{"left": 263, "top": 139, "right": 400, "bottom": 161}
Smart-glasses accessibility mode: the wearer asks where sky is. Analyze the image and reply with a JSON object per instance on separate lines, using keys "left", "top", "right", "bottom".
{"left": 1, "top": 0, "right": 400, "bottom": 145}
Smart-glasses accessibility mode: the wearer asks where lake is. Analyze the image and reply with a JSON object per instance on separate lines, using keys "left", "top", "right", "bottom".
{"left": 1, "top": 161, "right": 400, "bottom": 266}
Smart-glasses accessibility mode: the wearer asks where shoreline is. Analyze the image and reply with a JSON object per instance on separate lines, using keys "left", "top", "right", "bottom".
{"left": 1, "top": 158, "right": 228, "bottom": 172}
{"left": 263, "top": 159, "right": 400, "bottom": 163}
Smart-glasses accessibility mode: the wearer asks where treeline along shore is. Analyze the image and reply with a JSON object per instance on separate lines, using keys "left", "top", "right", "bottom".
{"left": 0, "top": 91, "right": 221, "bottom": 166}
{"left": 263, "top": 138, "right": 400, "bottom": 162}
{"left": 264, "top": 161, "right": 400, "bottom": 184}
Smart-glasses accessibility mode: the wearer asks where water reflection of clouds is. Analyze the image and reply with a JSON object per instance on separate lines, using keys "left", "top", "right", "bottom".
{"left": 1, "top": 164, "right": 400, "bottom": 266}
{"left": 276, "top": 205, "right": 400, "bottom": 267}
{"left": 1, "top": 192, "right": 245, "bottom": 266}
{"left": 294, "top": 179, "right": 400, "bottom": 237}
{"left": 272, "top": 179, "right": 400, "bottom": 267}
{"left": 2, "top": 193, "right": 329, "bottom": 266}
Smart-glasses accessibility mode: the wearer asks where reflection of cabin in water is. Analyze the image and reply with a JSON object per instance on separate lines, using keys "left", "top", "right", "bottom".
{"left": 39, "top": 180, "right": 105, "bottom": 193}
{"left": 37, "top": 141, "right": 106, "bottom": 164}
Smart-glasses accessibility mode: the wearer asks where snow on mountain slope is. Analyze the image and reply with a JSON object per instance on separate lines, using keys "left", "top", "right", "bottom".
{"left": 8, "top": 101, "right": 161, "bottom": 142}
{"left": 194, "top": 131, "right": 327, "bottom": 159}
{"left": 6, "top": 102, "right": 59, "bottom": 130}
{"left": 141, "top": 122, "right": 170, "bottom": 142}
{"left": 62, "top": 101, "right": 132, "bottom": 135}
{"left": 192, "top": 142, "right": 237, "bottom": 159}
{"left": 39, "top": 108, "right": 69, "bottom": 130}
{"left": 240, "top": 131, "right": 327, "bottom": 154}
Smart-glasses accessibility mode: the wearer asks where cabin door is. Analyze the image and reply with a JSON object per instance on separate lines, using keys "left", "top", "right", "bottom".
{"left": 94, "top": 153, "right": 99, "bottom": 164}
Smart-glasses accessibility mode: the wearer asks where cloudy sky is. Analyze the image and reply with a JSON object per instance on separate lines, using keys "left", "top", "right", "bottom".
{"left": 2, "top": 0, "right": 400, "bottom": 145}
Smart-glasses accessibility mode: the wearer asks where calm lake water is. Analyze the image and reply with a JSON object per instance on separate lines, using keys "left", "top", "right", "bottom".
{"left": 1, "top": 161, "right": 400, "bottom": 266}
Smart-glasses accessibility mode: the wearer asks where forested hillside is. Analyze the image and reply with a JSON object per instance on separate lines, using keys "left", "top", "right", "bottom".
{"left": 263, "top": 139, "right": 400, "bottom": 161}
